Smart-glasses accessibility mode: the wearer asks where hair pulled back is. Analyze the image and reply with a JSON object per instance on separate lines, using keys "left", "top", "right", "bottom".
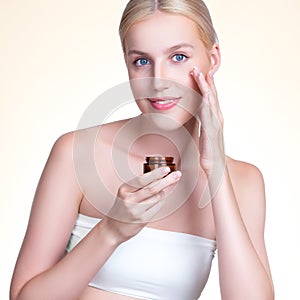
{"left": 119, "top": 0, "right": 218, "bottom": 53}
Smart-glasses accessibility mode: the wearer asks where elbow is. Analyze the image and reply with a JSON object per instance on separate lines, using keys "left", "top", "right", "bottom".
{"left": 222, "top": 291, "right": 274, "bottom": 300}
{"left": 221, "top": 281, "right": 275, "bottom": 300}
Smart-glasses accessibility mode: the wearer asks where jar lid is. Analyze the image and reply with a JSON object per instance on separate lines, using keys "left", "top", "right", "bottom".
{"left": 145, "top": 156, "right": 174, "bottom": 164}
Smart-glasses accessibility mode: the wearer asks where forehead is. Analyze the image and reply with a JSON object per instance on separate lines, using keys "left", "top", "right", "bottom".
{"left": 124, "top": 11, "right": 202, "bottom": 53}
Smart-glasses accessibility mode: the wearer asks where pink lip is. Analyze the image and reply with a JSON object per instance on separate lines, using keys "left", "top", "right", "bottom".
{"left": 148, "top": 97, "right": 181, "bottom": 111}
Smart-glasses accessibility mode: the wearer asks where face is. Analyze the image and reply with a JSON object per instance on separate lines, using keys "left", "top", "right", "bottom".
{"left": 124, "top": 11, "right": 218, "bottom": 129}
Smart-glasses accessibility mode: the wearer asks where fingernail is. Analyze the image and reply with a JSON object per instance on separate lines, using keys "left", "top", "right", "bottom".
{"left": 199, "top": 71, "right": 205, "bottom": 81}
{"left": 172, "top": 171, "right": 182, "bottom": 180}
{"left": 193, "top": 66, "right": 200, "bottom": 76}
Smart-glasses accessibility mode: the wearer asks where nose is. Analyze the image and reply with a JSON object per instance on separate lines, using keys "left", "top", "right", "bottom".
{"left": 152, "top": 62, "right": 171, "bottom": 92}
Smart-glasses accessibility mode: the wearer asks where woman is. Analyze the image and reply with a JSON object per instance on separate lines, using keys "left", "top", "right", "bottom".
{"left": 10, "top": 0, "right": 274, "bottom": 299}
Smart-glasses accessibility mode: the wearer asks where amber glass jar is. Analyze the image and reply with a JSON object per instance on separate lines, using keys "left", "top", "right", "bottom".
{"left": 143, "top": 156, "right": 176, "bottom": 174}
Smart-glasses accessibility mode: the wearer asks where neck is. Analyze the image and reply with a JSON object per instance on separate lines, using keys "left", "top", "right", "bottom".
{"left": 129, "top": 115, "right": 200, "bottom": 164}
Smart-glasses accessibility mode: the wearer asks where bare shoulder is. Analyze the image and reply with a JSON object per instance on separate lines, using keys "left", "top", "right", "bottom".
{"left": 71, "top": 119, "right": 131, "bottom": 144}
{"left": 226, "top": 156, "right": 268, "bottom": 249}
{"left": 53, "top": 119, "right": 131, "bottom": 157}
{"left": 51, "top": 130, "right": 76, "bottom": 156}
{"left": 97, "top": 118, "right": 132, "bottom": 140}
{"left": 226, "top": 156, "right": 264, "bottom": 186}
{"left": 226, "top": 156, "right": 265, "bottom": 207}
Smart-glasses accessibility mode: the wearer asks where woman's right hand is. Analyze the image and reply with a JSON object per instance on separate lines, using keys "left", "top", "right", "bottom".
{"left": 101, "top": 167, "right": 182, "bottom": 243}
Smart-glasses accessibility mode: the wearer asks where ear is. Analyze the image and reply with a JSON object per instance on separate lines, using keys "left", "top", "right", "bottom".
{"left": 208, "top": 44, "right": 221, "bottom": 75}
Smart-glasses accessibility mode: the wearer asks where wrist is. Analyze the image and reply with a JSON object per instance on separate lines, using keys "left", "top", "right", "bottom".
{"left": 206, "top": 161, "right": 227, "bottom": 198}
{"left": 95, "top": 219, "right": 125, "bottom": 248}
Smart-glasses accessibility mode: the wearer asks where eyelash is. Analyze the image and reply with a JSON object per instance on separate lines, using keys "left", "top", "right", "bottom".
{"left": 172, "top": 53, "right": 188, "bottom": 62}
{"left": 133, "top": 53, "right": 189, "bottom": 67}
{"left": 134, "top": 58, "right": 150, "bottom": 67}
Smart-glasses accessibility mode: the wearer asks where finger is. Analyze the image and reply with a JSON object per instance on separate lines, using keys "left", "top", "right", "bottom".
{"left": 143, "top": 190, "right": 165, "bottom": 208}
{"left": 192, "top": 68, "right": 220, "bottom": 124}
{"left": 206, "top": 71, "right": 218, "bottom": 100}
{"left": 191, "top": 67, "right": 219, "bottom": 113}
{"left": 141, "top": 198, "right": 166, "bottom": 222}
{"left": 192, "top": 67, "right": 223, "bottom": 128}
{"left": 114, "top": 191, "right": 165, "bottom": 224}
{"left": 121, "top": 166, "right": 171, "bottom": 194}
{"left": 132, "top": 170, "right": 182, "bottom": 202}
{"left": 206, "top": 72, "right": 223, "bottom": 124}
{"left": 191, "top": 67, "right": 210, "bottom": 103}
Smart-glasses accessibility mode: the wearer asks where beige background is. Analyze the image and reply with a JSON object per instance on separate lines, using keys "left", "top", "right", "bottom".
{"left": 1, "top": 0, "right": 299, "bottom": 299}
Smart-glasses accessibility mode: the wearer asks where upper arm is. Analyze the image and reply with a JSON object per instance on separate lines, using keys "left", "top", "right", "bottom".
{"left": 229, "top": 159, "right": 273, "bottom": 280}
{"left": 11, "top": 132, "right": 83, "bottom": 297}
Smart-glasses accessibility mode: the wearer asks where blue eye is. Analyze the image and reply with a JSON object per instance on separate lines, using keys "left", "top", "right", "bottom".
{"left": 173, "top": 54, "right": 187, "bottom": 62}
{"left": 135, "top": 58, "right": 150, "bottom": 66}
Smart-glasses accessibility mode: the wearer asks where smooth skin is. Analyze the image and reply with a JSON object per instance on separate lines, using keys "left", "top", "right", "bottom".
{"left": 10, "top": 11, "right": 274, "bottom": 300}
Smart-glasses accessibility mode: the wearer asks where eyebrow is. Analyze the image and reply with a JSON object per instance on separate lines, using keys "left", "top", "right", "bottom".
{"left": 127, "top": 43, "right": 194, "bottom": 56}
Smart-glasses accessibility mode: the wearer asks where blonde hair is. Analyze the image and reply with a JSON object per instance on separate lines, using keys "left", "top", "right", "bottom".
{"left": 119, "top": 0, "right": 218, "bottom": 53}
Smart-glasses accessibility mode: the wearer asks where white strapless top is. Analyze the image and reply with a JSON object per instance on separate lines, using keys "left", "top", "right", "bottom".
{"left": 66, "top": 214, "right": 216, "bottom": 300}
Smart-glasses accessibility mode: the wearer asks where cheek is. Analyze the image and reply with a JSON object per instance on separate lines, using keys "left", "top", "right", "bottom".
{"left": 127, "top": 67, "right": 137, "bottom": 79}
{"left": 170, "top": 67, "right": 200, "bottom": 94}
{"left": 168, "top": 60, "right": 208, "bottom": 92}
{"left": 135, "top": 99, "right": 148, "bottom": 114}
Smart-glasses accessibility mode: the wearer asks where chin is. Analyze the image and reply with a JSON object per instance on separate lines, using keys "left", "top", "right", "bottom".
{"left": 143, "top": 112, "right": 194, "bottom": 132}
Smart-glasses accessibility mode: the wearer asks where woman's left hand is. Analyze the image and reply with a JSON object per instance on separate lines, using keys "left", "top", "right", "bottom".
{"left": 191, "top": 67, "right": 225, "bottom": 190}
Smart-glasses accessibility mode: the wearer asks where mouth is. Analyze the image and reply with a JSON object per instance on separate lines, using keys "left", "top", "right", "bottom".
{"left": 148, "top": 97, "right": 181, "bottom": 111}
